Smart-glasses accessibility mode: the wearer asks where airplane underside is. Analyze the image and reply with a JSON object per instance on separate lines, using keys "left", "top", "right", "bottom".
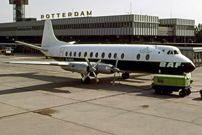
{"left": 54, "top": 57, "right": 194, "bottom": 74}
{"left": 53, "top": 57, "right": 195, "bottom": 84}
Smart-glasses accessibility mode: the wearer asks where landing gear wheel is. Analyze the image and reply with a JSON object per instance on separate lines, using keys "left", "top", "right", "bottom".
{"left": 122, "top": 73, "right": 130, "bottom": 79}
{"left": 179, "top": 90, "right": 186, "bottom": 97}
{"left": 200, "top": 90, "right": 202, "bottom": 98}
{"left": 81, "top": 76, "right": 90, "bottom": 84}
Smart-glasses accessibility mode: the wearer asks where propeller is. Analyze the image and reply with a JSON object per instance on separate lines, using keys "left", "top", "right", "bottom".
{"left": 111, "top": 56, "right": 124, "bottom": 85}
{"left": 82, "top": 57, "right": 101, "bottom": 82}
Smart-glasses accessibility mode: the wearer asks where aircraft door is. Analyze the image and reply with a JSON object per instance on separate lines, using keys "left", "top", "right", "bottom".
{"left": 59, "top": 47, "right": 65, "bottom": 60}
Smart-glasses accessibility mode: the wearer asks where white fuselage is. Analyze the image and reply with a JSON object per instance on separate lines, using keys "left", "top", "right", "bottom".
{"left": 43, "top": 44, "right": 195, "bottom": 74}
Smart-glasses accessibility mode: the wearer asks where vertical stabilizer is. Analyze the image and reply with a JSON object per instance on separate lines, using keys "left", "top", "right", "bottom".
{"left": 41, "top": 19, "right": 67, "bottom": 48}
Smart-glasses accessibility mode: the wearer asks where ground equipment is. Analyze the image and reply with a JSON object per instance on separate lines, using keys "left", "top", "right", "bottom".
{"left": 152, "top": 74, "right": 192, "bottom": 97}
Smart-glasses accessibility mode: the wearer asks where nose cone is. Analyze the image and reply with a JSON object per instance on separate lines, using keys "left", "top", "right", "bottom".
{"left": 191, "top": 62, "right": 196, "bottom": 72}
{"left": 180, "top": 55, "right": 196, "bottom": 73}
{"left": 187, "top": 61, "right": 196, "bottom": 73}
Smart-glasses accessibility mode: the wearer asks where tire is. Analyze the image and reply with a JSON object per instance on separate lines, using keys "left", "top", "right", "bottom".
{"left": 155, "top": 88, "right": 162, "bottom": 95}
{"left": 179, "top": 90, "right": 186, "bottom": 97}
{"left": 185, "top": 89, "right": 191, "bottom": 96}
{"left": 122, "top": 73, "right": 130, "bottom": 79}
{"left": 200, "top": 90, "right": 202, "bottom": 98}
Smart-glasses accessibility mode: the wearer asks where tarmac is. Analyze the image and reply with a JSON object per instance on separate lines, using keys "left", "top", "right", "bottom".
{"left": 1, "top": 54, "right": 202, "bottom": 135}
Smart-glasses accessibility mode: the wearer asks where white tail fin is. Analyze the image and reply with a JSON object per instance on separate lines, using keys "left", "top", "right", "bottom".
{"left": 41, "top": 19, "right": 68, "bottom": 48}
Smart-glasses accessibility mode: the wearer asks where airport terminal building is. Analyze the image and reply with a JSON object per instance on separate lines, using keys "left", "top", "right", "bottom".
{"left": 0, "top": 1, "right": 200, "bottom": 65}
{"left": 0, "top": 14, "right": 195, "bottom": 44}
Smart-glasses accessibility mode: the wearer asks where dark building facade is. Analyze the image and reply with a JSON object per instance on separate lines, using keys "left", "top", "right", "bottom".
{"left": 0, "top": 14, "right": 195, "bottom": 44}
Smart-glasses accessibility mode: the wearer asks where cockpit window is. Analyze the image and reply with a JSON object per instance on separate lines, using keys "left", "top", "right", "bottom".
{"left": 174, "top": 50, "right": 179, "bottom": 55}
{"left": 167, "top": 49, "right": 181, "bottom": 55}
{"left": 167, "top": 50, "right": 171, "bottom": 55}
{"left": 170, "top": 51, "right": 173, "bottom": 54}
{"left": 167, "top": 50, "right": 175, "bottom": 55}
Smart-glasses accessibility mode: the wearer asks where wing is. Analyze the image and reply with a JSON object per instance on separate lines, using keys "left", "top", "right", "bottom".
{"left": 15, "top": 41, "right": 48, "bottom": 52}
{"left": 3, "top": 60, "right": 124, "bottom": 83}
{"left": 3, "top": 61, "right": 82, "bottom": 66}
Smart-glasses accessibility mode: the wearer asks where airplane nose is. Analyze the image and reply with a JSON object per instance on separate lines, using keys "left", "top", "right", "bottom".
{"left": 188, "top": 62, "right": 196, "bottom": 73}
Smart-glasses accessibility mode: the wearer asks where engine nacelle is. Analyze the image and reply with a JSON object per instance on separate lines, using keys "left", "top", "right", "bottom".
{"left": 96, "top": 65, "right": 113, "bottom": 74}
{"left": 60, "top": 63, "right": 88, "bottom": 74}
{"left": 60, "top": 63, "right": 114, "bottom": 75}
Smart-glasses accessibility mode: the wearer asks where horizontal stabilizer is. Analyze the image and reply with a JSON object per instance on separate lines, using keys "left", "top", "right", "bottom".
{"left": 15, "top": 41, "right": 48, "bottom": 52}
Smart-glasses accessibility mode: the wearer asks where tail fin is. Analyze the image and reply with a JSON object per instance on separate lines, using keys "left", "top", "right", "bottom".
{"left": 41, "top": 19, "right": 68, "bottom": 48}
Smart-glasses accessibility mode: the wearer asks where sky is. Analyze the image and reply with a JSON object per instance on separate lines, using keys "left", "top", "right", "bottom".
{"left": 1, "top": 0, "right": 202, "bottom": 25}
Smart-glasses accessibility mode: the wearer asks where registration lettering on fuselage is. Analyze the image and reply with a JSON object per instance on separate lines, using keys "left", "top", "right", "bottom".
{"left": 139, "top": 48, "right": 152, "bottom": 53}
{"left": 66, "top": 58, "right": 74, "bottom": 61}
{"left": 160, "top": 62, "right": 181, "bottom": 68}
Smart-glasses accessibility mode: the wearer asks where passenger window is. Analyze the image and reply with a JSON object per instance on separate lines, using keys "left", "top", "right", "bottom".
{"left": 95, "top": 52, "right": 98, "bottom": 58}
{"left": 101, "top": 52, "right": 105, "bottom": 58}
{"left": 121, "top": 53, "right": 124, "bottom": 59}
{"left": 146, "top": 54, "right": 150, "bottom": 60}
{"left": 137, "top": 54, "right": 140, "bottom": 60}
{"left": 70, "top": 52, "right": 72, "bottom": 57}
{"left": 74, "top": 52, "right": 77, "bottom": 57}
{"left": 90, "top": 52, "right": 93, "bottom": 58}
{"left": 84, "top": 52, "right": 87, "bottom": 57}
{"left": 108, "top": 53, "right": 112, "bottom": 58}
{"left": 167, "top": 51, "right": 171, "bottom": 55}
{"left": 66, "top": 52, "right": 68, "bottom": 56}
{"left": 114, "top": 53, "right": 117, "bottom": 59}
{"left": 78, "top": 52, "right": 81, "bottom": 57}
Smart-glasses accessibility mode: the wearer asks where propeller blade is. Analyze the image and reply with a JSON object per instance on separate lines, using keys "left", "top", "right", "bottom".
{"left": 115, "top": 55, "right": 119, "bottom": 68}
{"left": 112, "top": 72, "right": 116, "bottom": 85}
{"left": 84, "top": 57, "right": 101, "bottom": 83}
{"left": 82, "top": 75, "right": 88, "bottom": 82}
{"left": 85, "top": 57, "right": 92, "bottom": 68}
{"left": 94, "top": 59, "right": 102, "bottom": 68}
{"left": 120, "top": 70, "right": 124, "bottom": 73}
{"left": 93, "top": 72, "right": 99, "bottom": 82}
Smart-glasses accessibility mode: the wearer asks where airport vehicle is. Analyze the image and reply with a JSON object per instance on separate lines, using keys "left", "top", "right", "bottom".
{"left": 152, "top": 74, "right": 192, "bottom": 97}
{"left": 4, "top": 47, "right": 15, "bottom": 56}
{"left": 4, "top": 19, "right": 196, "bottom": 84}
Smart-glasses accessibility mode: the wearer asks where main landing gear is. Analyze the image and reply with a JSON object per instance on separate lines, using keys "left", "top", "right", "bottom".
{"left": 122, "top": 73, "right": 130, "bottom": 79}
{"left": 81, "top": 73, "right": 130, "bottom": 84}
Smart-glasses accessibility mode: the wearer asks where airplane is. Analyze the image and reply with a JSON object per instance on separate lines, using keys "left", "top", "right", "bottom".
{"left": 4, "top": 19, "right": 196, "bottom": 84}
